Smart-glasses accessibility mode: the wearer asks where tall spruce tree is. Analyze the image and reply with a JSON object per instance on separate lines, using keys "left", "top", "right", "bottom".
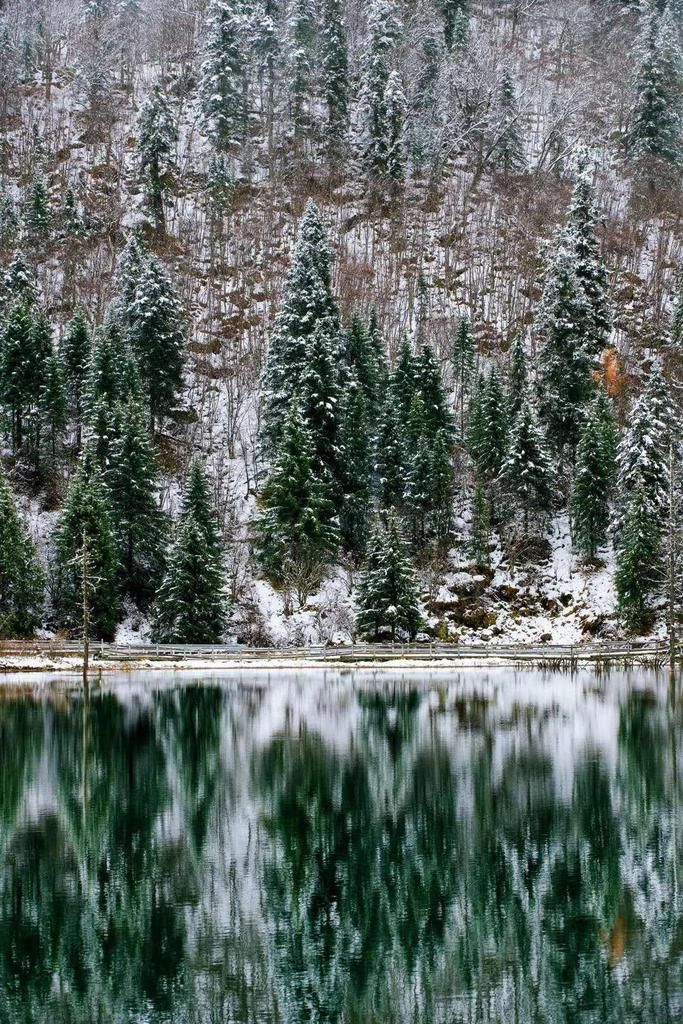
{"left": 39, "top": 351, "right": 67, "bottom": 474}
{"left": 289, "top": 0, "right": 316, "bottom": 150}
{"left": 129, "top": 252, "right": 185, "bottom": 431}
{"left": 136, "top": 84, "right": 177, "bottom": 230}
{"left": 357, "top": 513, "right": 422, "bottom": 641}
{"left": 416, "top": 343, "right": 453, "bottom": 438}
{"left": 199, "top": 0, "right": 247, "bottom": 154}
{"left": 385, "top": 70, "right": 406, "bottom": 183}
{"left": 441, "top": 0, "right": 469, "bottom": 51}
{"left": 154, "top": 461, "right": 227, "bottom": 643}
{"left": 508, "top": 332, "right": 528, "bottom": 423}
{"left": 0, "top": 467, "right": 44, "bottom": 637}
{"left": 468, "top": 367, "right": 508, "bottom": 483}
{"left": 321, "top": 0, "right": 349, "bottom": 158}
{"left": 60, "top": 309, "right": 91, "bottom": 445}
{"left": 452, "top": 315, "right": 476, "bottom": 436}
{"left": 298, "top": 321, "right": 344, "bottom": 497}
{"left": 359, "top": 0, "right": 402, "bottom": 179}
{"left": 261, "top": 201, "right": 340, "bottom": 453}
{"left": 54, "top": 462, "right": 121, "bottom": 640}
{"left": 571, "top": 392, "right": 616, "bottom": 559}
{"left": 501, "top": 391, "right": 555, "bottom": 535}
{"left": 492, "top": 67, "right": 525, "bottom": 174}
{"left": 83, "top": 314, "right": 129, "bottom": 417}
{"left": 256, "top": 403, "right": 337, "bottom": 599}
{"left": 566, "top": 146, "right": 612, "bottom": 351}
{"left": 615, "top": 484, "right": 663, "bottom": 633}
{"left": 339, "top": 383, "right": 372, "bottom": 556}
{"left": 630, "top": 7, "right": 683, "bottom": 164}
{"left": 1, "top": 300, "right": 34, "bottom": 452}
{"left": 375, "top": 386, "right": 408, "bottom": 510}
{"left": 108, "top": 395, "right": 166, "bottom": 601}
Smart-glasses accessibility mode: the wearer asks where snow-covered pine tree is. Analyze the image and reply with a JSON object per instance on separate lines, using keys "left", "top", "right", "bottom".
{"left": 321, "top": 0, "right": 349, "bottom": 159}
{"left": 392, "top": 337, "right": 419, "bottom": 418}
{"left": 416, "top": 343, "right": 453, "bottom": 438}
{"left": 39, "top": 350, "right": 67, "bottom": 476}
{"left": 2, "top": 250, "right": 36, "bottom": 303}
{"left": 440, "top": 0, "right": 469, "bottom": 52}
{"left": 359, "top": 0, "right": 402, "bottom": 180}
{"left": 615, "top": 484, "right": 664, "bottom": 633}
{"left": 256, "top": 402, "right": 338, "bottom": 600}
{"left": 344, "top": 313, "right": 382, "bottom": 421}
{"left": 428, "top": 427, "right": 455, "bottom": 546}
{"left": 153, "top": 461, "right": 227, "bottom": 643}
{"left": 261, "top": 201, "right": 340, "bottom": 454}
{"left": 468, "top": 367, "right": 508, "bottom": 483}
{"left": 108, "top": 394, "right": 166, "bottom": 601}
{"left": 375, "top": 385, "right": 408, "bottom": 509}
{"left": 614, "top": 359, "right": 675, "bottom": 535}
{"left": 385, "top": 70, "right": 406, "bottom": 183}
{"left": 536, "top": 237, "right": 594, "bottom": 456}
{"left": 565, "top": 146, "right": 612, "bottom": 351}
{"left": 289, "top": 0, "right": 316, "bottom": 152}
{"left": 136, "top": 83, "right": 177, "bottom": 230}
{"left": 83, "top": 313, "right": 129, "bottom": 417}
{"left": 357, "top": 512, "right": 422, "bottom": 641}
{"left": 54, "top": 461, "right": 121, "bottom": 640}
{"left": 0, "top": 300, "right": 34, "bottom": 451}
{"left": 501, "top": 390, "right": 555, "bottom": 535}
{"left": 24, "top": 176, "right": 50, "bottom": 243}
{"left": 571, "top": 392, "right": 615, "bottom": 560}
{"left": 452, "top": 315, "right": 476, "bottom": 436}
{"left": 298, "top": 320, "right": 344, "bottom": 499}
{"left": 26, "top": 308, "right": 53, "bottom": 464}
{"left": 114, "top": 231, "right": 147, "bottom": 327}
{"left": 339, "top": 382, "right": 372, "bottom": 556}
{"left": 129, "top": 252, "right": 185, "bottom": 432}
{"left": 199, "top": 0, "right": 247, "bottom": 155}
{"left": 491, "top": 67, "right": 525, "bottom": 174}
{"left": 507, "top": 332, "right": 528, "bottom": 423}
{"left": 60, "top": 309, "right": 91, "bottom": 445}
{"left": 0, "top": 466, "right": 44, "bottom": 637}
{"left": 0, "top": 191, "right": 19, "bottom": 249}
{"left": 406, "top": 431, "right": 433, "bottom": 546}
{"left": 630, "top": 7, "right": 683, "bottom": 164}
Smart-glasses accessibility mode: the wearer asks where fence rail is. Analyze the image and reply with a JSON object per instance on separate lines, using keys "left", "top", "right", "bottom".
{"left": 0, "top": 639, "right": 676, "bottom": 666}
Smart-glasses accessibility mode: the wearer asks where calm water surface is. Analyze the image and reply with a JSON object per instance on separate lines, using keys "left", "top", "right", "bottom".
{"left": 0, "top": 668, "right": 681, "bottom": 1023}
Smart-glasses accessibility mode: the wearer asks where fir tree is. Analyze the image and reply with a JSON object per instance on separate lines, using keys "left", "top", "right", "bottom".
{"left": 199, "top": 0, "right": 247, "bottom": 154}
{"left": 206, "top": 153, "right": 235, "bottom": 221}
{"left": 339, "top": 384, "right": 372, "bottom": 555}
{"left": 375, "top": 388, "right": 407, "bottom": 509}
{"left": 26, "top": 308, "right": 53, "bottom": 462}
{"left": 0, "top": 301, "right": 33, "bottom": 451}
{"left": 536, "top": 238, "right": 594, "bottom": 455}
{"left": 0, "top": 191, "right": 19, "bottom": 250}
{"left": 256, "top": 403, "right": 337, "bottom": 592}
{"left": 321, "top": 0, "right": 349, "bottom": 157}
{"left": 428, "top": 428, "right": 455, "bottom": 546}
{"left": 83, "top": 314, "right": 128, "bottom": 417}
{"left": 359, "top": 0, "right": 402, "bottom": 179}
{"left": 357, "top": 513, "right": 422, "bottom": 641}
{"left": 385, "top": 70, "right": 406, "bottom": 183}
{"left": 54, "top": 462, "right": 121, "bottom": 640}
{"left": 0, "top": 467, "right": 44, "bottom": 637}
{"left": 469, "top": 480, "right": 491, "bottom": 568}
{"left": 406, "top": 432, "right": 433, "bottom": 546}
{"left": 114, "top": 231, "right": 147, "bottom": 326}
{"left": 39, "top": 351, "right": 67, "bottom": 473}
{"left": 109, "top": 395, "right": 166, "bottom": 601}
{"left": 153, "top": 461, "right": 227, "bottom": 643}
{"left": 136, "top": 84, "right": 177, "bottom": 230}
{"left": 289, "top": 0, "right": 316, "bottom": 150}
{"left": 441, "top": 0, "right": 468, "bottom": 52}
{"left": 2, "top": 250, "right": 36, "bottom": 303}
{"left": 392, "top": 337, "right": 419, "bottom": 419}
{"left": 298, "top": 321, "right": 344, "bottom": 497}
{"left": 61, "top": 186, "right": 84, "bottom": 239}
{"left": 615, "top": 484, "right": 663, "bottom": 633}
{"left": 416, "top": 343, "right": 453, "bottom": 438}
{"left": 452, "top": 315, "right": 475, "bottom": 436}
{"left": 468, "top": 367, "right": 508, "bottom": 483}
{"left": 24, "top": 176, "right": 50, "bottom": 241}
{"left": 129, "top": 252, "right": 185, "bottom": 431}
{"left": 261, "top": 201, "right": 340, "bottom": 453}
{"left": 630, "top": 7, "right": 683, "bottom": 164}
{"left": 61, "top": 309, "right": 91, "bottom": 443}
{"left": 492, "top": 67, "right": 525, "bottom": 174}
{"left": 507, "top": 333, "right": 528, "bottom": 423}
{"left": 566, "top": 145, "right": 612, "bottom": 350}
{"left": 571, "top": 393, "right": 615, "bottom": 559}
{"left": 344, "top": 312, "right": 382, "bottom": 421}
{"left": 501, "top": 391, "right": 555, "bottom": 535}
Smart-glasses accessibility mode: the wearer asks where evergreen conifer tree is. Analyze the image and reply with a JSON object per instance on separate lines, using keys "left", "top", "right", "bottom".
{"left": 115, "top": 232, "right": 147, "bottom": 326}
{"left": 153, "top": 461, "right": 227, "bottom": 643}
{"left": 501, "top": 391, "right": 555, "bottom": 535}
{"left": 136, "top": 84, "right": 177, "bottom": 230}
{"left": 2, "top": 250, "right": 36, "bottom": 303}
{"left": 24, "top": 176, "right": 50, "bottom": 241}
{"left": 199, "top": 0, "right": 247, "bottom": 154}
{"left": 428, "top": 428, "right": 455, "bottom": 546}
{"left": 0, "top": 467, "right": 44, "bottom": 637}
{"left": 129, "top": 252, "right": 185, "bottom": 431}
{"left": 344, "top": 313, "right": 381, "bottom": 421}
{"left": 385, "top": 70, "right": 406, "bottom": 183}
{"left": 566, "top": 146, "right": 612, "bottom": 350}
{"left": 298, "top": 321, "right": 344, "bottom": 498}
{"left": 339, "top": 384, "right": 372, "bottom": 556}
{"left": 256, "top": 403, "right": 338, "bottom": 593}
{"left": 357, "top": 513, "right": 422, "bottom": 641}
{"left": 416, "top": 343, "right": 453, "bottom": 438}
{"left": 630, "top": 7, "right": 683, "bottom": 164}
{"left": 54, "top": 462, "right": 121, "bottom": 640}
{"left": 321, "top": 0, "right": 349, "bottom": 158}
{"left": 0, "top": 191, "right": 19, "bottom": 250}
{"left": 109, "top": 394, "right": 166, "bottom": 600}
{"left": 39, "top": 350, "right": 67, "bottom": 474}
{"left": 452, "top": 315, "right": 475, "bottom": 436}
{"left": 468, "top": 367, "right": 508, "bottom": 482}
{"left": 492, "top": 67, "right": 525, "bottom": 173}
{"left": 289, "top": 0, "right": 316, "bottom": 150}
{"left": 392, "top": 337, "right": 419, "bottom": 419}
{"left": 261, "top": 201, "right": 340, "bottom": 453}
{"left": 571, "top": 392, "right": 615, "bottom": 559}
{"left": 0, "top": 300, "right": 33, "bottom": 451}
{"left": 375, "top": 388, "right": 408, "bottom": 509}
{"left": 61, "top": 309, "right": 91, "bottom": 444}
{"left": 441, "top": 0, "right": 469, "bottom": 51}
{"left": 508, "top": 332, "right": 528, "bottom": 423}
{"left": 83, "top": 314, "right": 128, "bottom": 417}
{"left": 615, "top": 484, "right": 663, "bottom": 633}
{"left": 359, "top": 0, "right": 402, "bottom": 179}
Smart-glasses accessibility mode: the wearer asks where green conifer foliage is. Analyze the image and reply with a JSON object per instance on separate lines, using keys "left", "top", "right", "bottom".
{"left": 199, "top": 0, "right": 246, "bottom": 154}
{"left": 136, "top": 84, "right": 177, "bottom": 230}
{"left": 60, "top": 310, "right": 91, "bottom": 443}
{"left": 452, "top": 316, "right": 476, "bottom": 437}
{"left": 0, "top": 467, "right": 44, "bottom": 637}
{"left": 615, "top": 485, "right": 663, "bottom": 633}
{"left": 357, "top": 513, "right": 422, "bottom": 641}
{"left": 321, "top": 0, "right": 349, "bottom": 157}
{"left": 630, "top": 8, "right": 683, "bottom": 164}
{"left": 571, "top": 392, "right": 616, "bottom": 559}
{"left": 501, "top": 391, "right": 555, "bottom": 535}
{"left": 154, "top": 461, "right": 227, "bottom": 643}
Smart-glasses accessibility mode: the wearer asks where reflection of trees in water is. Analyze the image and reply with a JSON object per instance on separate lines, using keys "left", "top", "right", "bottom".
{"left": 0, "top": 683, "right": 682, "bottom": 1022}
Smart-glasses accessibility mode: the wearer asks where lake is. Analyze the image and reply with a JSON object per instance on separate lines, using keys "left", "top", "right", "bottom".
{"left": 0, "top": 667, "right": 681, "bottom": 1023}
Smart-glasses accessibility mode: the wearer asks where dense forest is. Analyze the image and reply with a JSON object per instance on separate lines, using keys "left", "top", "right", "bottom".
{"left": 1, "top": 0, "right": 683, "bottom": 645}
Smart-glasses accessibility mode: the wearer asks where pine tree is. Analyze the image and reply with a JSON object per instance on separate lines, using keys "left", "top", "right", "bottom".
{"left": 60, "top": 185, "right": 84, "bottom": 239}
{"left": 501, "top": 391, "right": 555, "bottom": 535}
{"left": 55, "top": 463, "right": 121, "bottom": 640}
{"left": 26, "top": 308, "right": 54, "bottom": 463}
{"left": 359, "top": 0, "right": 402, "bottom": 179}
{"left": 0, "top": 191, "right": 19, "bottom": 250}
{"left": 339, "top": 383, "right": 372, "bottom": 556}
{"left": 0, "top": 467, "right": 44, "bottom": 637}
{"left": 571, "top": 393, "right": 615, "bottom": 559}
{"left": 199, "top": 0, "right": 247, "bottom": 154}
{"left": 39, "top": 351, "right": 67, "bottom": 473}
{"left": 153, "top": 461, "right": 227, "bottom": 643}
{"left": 507, "top": 332, "right": 528, "bottom": 423}
{"left": 136, "top": 84, "right": 177, "bottom": 230}
{"left": 82, "top": 397, "right": 123, "bottom": 475}
{"left": 536, "top": 238, "right": 594, "bottom": 455}
{"left": 206, "top": 153, "right": 235, "bottom": 221}
{"left": 2, "top": 250, "right": 36, "bottom": 303}
{"left": 630, "top": 8, "right": 683, "bottom": 164}
{"left": 468, "top": 367, "right": 508, "bottom": 483}
{"left": 298, "top": 321, "right": 344, "bottom": 497}
{"left": 428, "top": 428, "right": 455, "bottom": 546}
{"left": 321, "top": 0, "right": 349, "bottom": 158}
{"left": 256, "top": 403, "right": 337, "bottom": 593}
{"left": 416, "top": 343, "right": 453, "bottom": 438}
{"left": 289, "top": 0, "right": 316, "bottom": 150}
{"left": 614, "top": 360, "right": 675, "bottom": 535}
{"left": 469, "top": 480, "right": 491, "bottom": 568}
{"left": 492, "top": 67, "right": 525, "bottom": 174}
{"left": 441, "top": 0, "right": 469, "bottom": 52}
{"left": 61, "top": 310, "right": 91, "bottom": 443}
{"left": 114, "top": 231, "right": 147, "bottom": 326}
{"left": 406, "top": 432, "right": 433, "bottom": 546}
{"left": 615, "top": 484, "right": 663, "bottom": 633}
{"left": 109, "top": 395, "right": 165, "bottom": 601}
{"left": 374, "top": 387, "right": 407, "bottom": 509}
{"left": 357, "top": 513, "right": 422, "bottom": 641}
{"left": 385, "top": 70, "right": 406, "bottom": 183}
{"left": 83, "top": 314, "right": 128, "bottom": 417}
{"left": 344, "top": 313, "right": 382, "bottom": 421}
{"left": 392, "top": 337, "right": 419, "bottom": 419}
{"left": 129, "top": 252, "right": 185, "bottom": 431}
{"left": 261, "top": 201, "right": 340, "bottom": 453}
{"left": 0, "top": 301, "right": 33, "bottom": 451}
{"left": 24, "top": 176, "right": 51, "bottom": 241}
{"left": 452, "top": 315, "right": 475, "bottom": 436}
{"left": 566, "top": 146, "right": 612, "bottom": 350}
